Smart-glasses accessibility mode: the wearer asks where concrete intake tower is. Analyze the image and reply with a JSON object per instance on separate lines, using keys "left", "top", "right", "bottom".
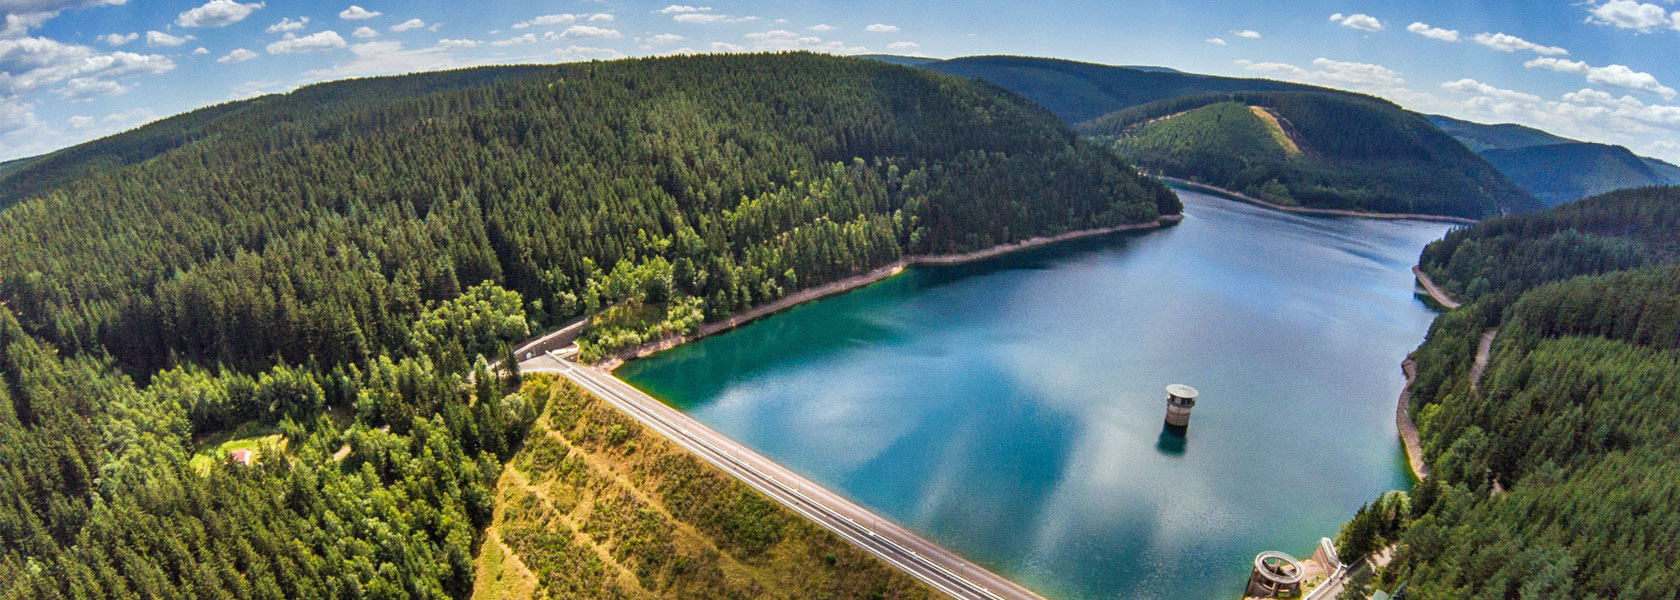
{"left": 1164, "top": 384, "right": 1198, "bottom": 427}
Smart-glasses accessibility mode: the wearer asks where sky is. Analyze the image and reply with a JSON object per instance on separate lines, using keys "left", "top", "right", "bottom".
{"left": 4, "top": 0, "right": 1680, "bottom": 163}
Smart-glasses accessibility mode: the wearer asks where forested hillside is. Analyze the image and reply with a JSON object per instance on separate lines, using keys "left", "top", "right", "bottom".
{"left": 0, "top": 66, "right": 552, "bottom": 209}
{"left": 917, "top": 55, "right": 1318, "bottom": 123}
{"left": 1081, "top": 92, "right": 1540, "bottom": 218}
{"left": 1331, "top": 186, "right": 1680, "bottom": 599}
{"left": 1425, "top": 115, "right": 1574, "bottom": 153}
{"left": 1427, "top": 115, "right": 1680, "bottom": 207}
{"left": 0, "top": 52, "right": 1172, "bottom": 599}
{"left": 1481, "top": 143, "right": 1675, "bottom": 207}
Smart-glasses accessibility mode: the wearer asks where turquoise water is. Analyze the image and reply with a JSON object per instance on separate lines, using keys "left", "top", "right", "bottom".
{"left": 616, "top": 190, "right": 1453, "bottom": 599}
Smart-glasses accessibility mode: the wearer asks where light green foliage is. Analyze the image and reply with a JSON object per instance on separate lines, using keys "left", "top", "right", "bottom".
{"left": 412, "top": 281, "right": 530, "bottom": 374}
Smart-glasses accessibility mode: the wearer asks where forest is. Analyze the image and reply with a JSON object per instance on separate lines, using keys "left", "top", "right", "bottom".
{"left": 1330, "top": 185, "right": 1680, "bottom": 599}
{"left": 1079, "top": 91, "right": 1542, "bottom": 219}
{"left": 1428, "top": 114, "right": 1680, "bottom": 208}
{"left": 0, "top": 52, "right": 1174, "bottom": 598}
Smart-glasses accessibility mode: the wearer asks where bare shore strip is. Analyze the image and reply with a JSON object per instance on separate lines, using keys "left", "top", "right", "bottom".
{"left": 1395, "top": 358, "right": 1430, "bottom": 481}
{"left": 1396, "top": 269, "right": 1470, "bottom": 481}
{"left": 598, "top": 214, "right": 1184, "bottom": 369}
{"left": 1410, "top": 265, "right": 1462, "bottom": 310}
{"left": 1156, "top": 175, "right": 1481, "bottom": 225}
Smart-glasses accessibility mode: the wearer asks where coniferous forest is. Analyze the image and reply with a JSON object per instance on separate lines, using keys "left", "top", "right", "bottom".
{"left": 1079, "top": 91, "right": 1542, "bottom": 219}
{"left": 0, "top": 53, "right": 1174, "bottom": 599}
{"left": 1332, "top": 186, "right": 1680, "bottom": 599}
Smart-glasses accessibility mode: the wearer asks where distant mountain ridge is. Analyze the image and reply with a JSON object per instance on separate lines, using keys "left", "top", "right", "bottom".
{"left": 913, "top": 55, "right": 1322, "bottom": 123}
{"left": 1080, "top": 91, "right": 1542, "bottom": 218}
{"left": 1428, "top": 114, "right": 1680, "bottom": 206}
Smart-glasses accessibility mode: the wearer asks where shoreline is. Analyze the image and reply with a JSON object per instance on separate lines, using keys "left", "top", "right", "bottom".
{"left": 1396, "top": 357, "right": 1430, "bottom": 481}
{"left": 597, "top": 214, "right": 1184, "bottom": 369}
{"left": 1410, "top": 265, "right": 1462, "bottom": 310}
{"left": 1157, "top": 175, "right": 1481, "bottom": 225}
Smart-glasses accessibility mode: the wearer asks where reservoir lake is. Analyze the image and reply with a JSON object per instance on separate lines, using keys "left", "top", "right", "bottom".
{"left": 616, "top": 189, "right": 1455, "bottom": 599}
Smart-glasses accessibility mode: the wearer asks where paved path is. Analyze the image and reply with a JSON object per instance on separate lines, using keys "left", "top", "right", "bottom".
{"left": 520, "top": 352, "right": 1046, "bottom": 600}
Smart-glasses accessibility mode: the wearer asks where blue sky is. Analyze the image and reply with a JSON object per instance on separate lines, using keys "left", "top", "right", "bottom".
{"left": 4, "top": 0, "right": 1680, "bottom": 162}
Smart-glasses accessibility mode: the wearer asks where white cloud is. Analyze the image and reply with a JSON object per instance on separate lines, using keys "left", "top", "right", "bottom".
{"left": 1329, "top": 13, "right": 1384, "bottom": 32}
{"left": 1526, "top": 57, "right": 1591, "bottom": 74}
{"left": 710, "top": 41, "right": 745, "bottom": 52}
{"left": 217, "top": 47, "right": 257, "bottom": 62}
{"left": 1235, "top": 57, "right": 1403, "bottom": 89}
{"left": 100, "top": 106, "right": 155, "bottom": 125}
{"left": 145, "top": 30, "right": 192, "bottom": 47}
{"left": 644, "top": 33, "right": 684, "bottom": 44}
{"left": 887, "top": 41, "right": 919, "bottom": 49}
{"left": 192, "top": 46, "right": 207, "bottom": 54}
{"left": 1232, "top": 29, "right": 1261, "bottom": 39}
{"left": 560, "top": 25, "right": 620, "bottom": 39}
{"left": 674, "top": 12, "right": 755, "bottom": 24}
{"left": 588, "top": 13, "right": 614, "bottom": 22}
{"left": 67, "top": 114, "right": 94, "bottom": 128}
{"left": 809, "top": 24, "right": 834, "bottom": 32}
{"left": 513, "top": 14, "right": 576, "bottom": 29}
{"left": 1526, "top": 57, "right": 1676, "bottom": 98}
{"left": 865, "top": 23, "right": 899, "bottom": 32}
{"left": 1641, "top": 140, "right": 1680, "bottom": 162}
{"left": 742, "top": 29, "right": 866, "bottom": 53}
{"left": 659, "top": 5, "right": 708, "bottom": 14}
{"left": 265, "top": 30, "right": 346, "bottom": 54}
{"left": 2, "top": 0, "right": 127, "bottom": 39}
{"left": 296, "top": 40, "right": 468, "bottom": 84}
{"left": 1586, "top": 0, "right": 1672, "bottom": 33}
{"left": 433, "top": 38, "right": 478, "bottom": 49}
{"left": 175, "top": 0, "right": 263, "bottom": 28}
{"left": 1205, "top": 37, "right": 1227, "bottom": 46}
{"left": 227, "top": 79, "right": 281, "bottom": 99}
{"left": 352, "top": 26, "right": 377, "bottom": 38}
{"left": 266, "top": 16, "right": 307, "bottom": 33}
{"left": 1473, "top": 32, "right": 1568, "bottom": 55}
{"left": 338, "top": 5, "right": 380, "bottom": 20}
{"left": 1406, "top": 22, "right": 1459, "bottom": 42}
{"left": 390, "top": 18, "right": 424, "bottom": 32}
{"left": 1441, "top": 78, "right": 1542, "bottom": 103}
{"left": 553, "top": 45, "right": 623, "bottom": 61}
{"left": 97, "top": 32, "right": 137, "bottom": 45}
{"left": 0, "top": 36, "right": 175, "bottom": 96}
{"left": 490, "top": 33, "right": 536, "bottom": 46}
{"left": 57, "top": 76, "right": 126, "bottom": 98}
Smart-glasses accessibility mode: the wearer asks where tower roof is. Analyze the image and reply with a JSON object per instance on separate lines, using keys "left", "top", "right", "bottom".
{"left": 1166, "top": 384, "right": 1199, "bottom": 399}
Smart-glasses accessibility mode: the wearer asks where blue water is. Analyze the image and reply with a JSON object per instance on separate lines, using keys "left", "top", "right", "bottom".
{"left": 616, "top": 190, "right": 1453, "bottom": 599}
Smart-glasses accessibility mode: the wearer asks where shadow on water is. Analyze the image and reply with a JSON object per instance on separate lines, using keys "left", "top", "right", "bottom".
{"left": 1156, "top": 422, "right": 1188, "bottom": 457}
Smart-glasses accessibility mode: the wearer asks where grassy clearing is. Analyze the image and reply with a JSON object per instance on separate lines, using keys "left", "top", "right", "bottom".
{"left": 188, "top": 422, "right": 286, "bottom": 474}
{"left": 1248, "top": 105, "right": 1303, "bottom": 157}
{"left": 473, "top": 374, "right": 933, "bottom": 599}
